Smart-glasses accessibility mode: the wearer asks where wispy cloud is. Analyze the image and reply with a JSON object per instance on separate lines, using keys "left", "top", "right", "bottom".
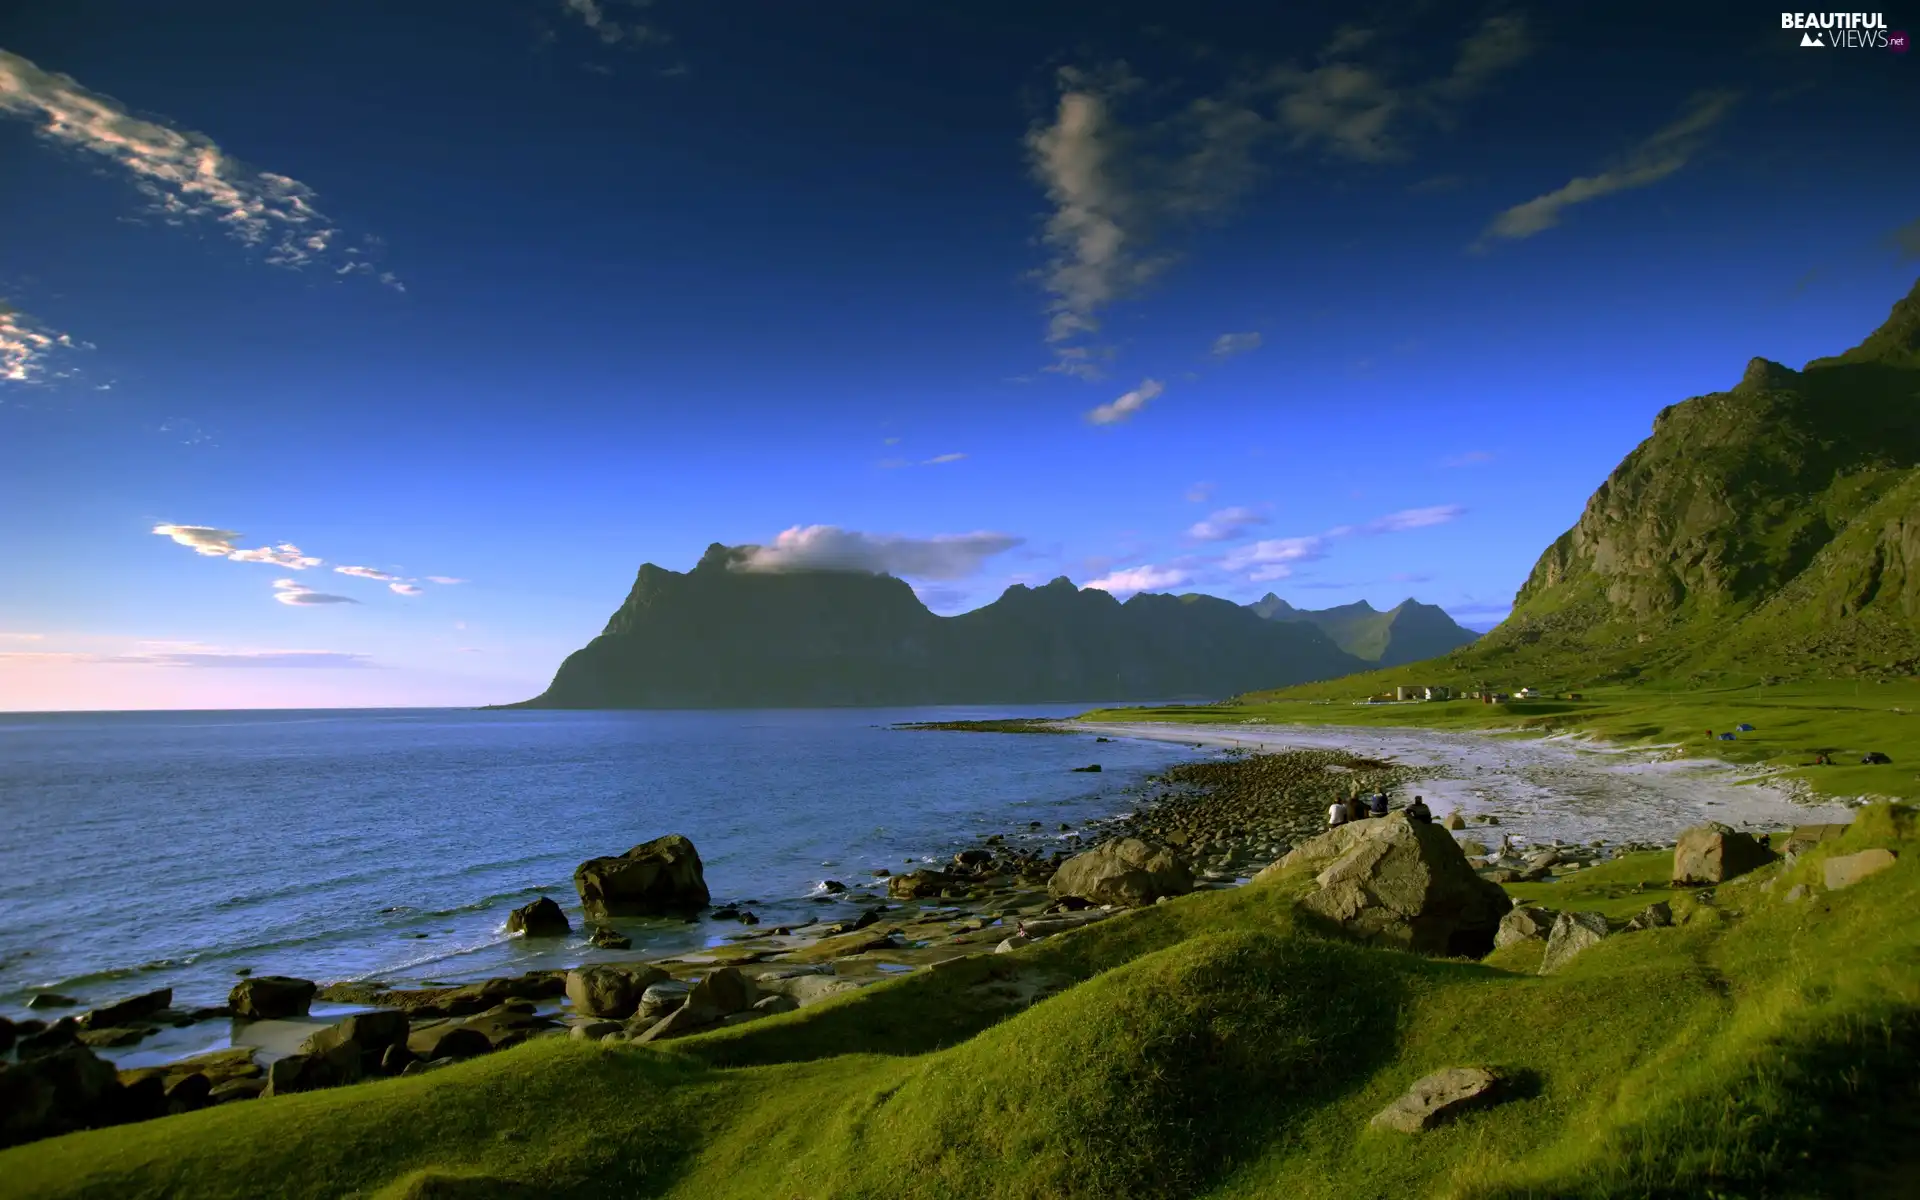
{"left": 153, "top": 524, "right": 321, "bottom": 569}
{"left": 389, "top": 581, "right": 424, "bottom": 596}
{"left": 1477, "top": 90, "right": 1739, "bottom": 247}
{"left": 0, "top": 302, "right": 80, "bottom": 384}
{"left": 272, "top": 579, "right": 358, "bottom": 606}
{"left": 1187, "top": 506, "right": 1269, "bottom": 542}
{"left": 0, "top": 49, "right": 398, "bottom": 285}
{"left": 0, "top": 641, "right": 375, "bottom": 668}
{"left": 1209, "top": 331, "right": 1262, "bottom": 358}
{"left": 1085, "top": 564, "right": 1191, "bottom": 596}
{"left": 334, "top": 565, "right": 396, "bottom": 581}
{"left": 735, "top": 526, "right": 1023, "bottom": 580}
{"left": 1441, "top": 450, "right": 1494, "bottom": 467}
{"left": 1087, "top": 378, "right": 1164, "bottom": 425}
{"left": 560, "top": 0, "right": 668, "bottom": 47}
{"left": 1221, "top": 505, "right": 1466, "bottom": 582}
{"left": 924, "top": 452, "right": 967, "bottom": 464}
{"left": 426, "top": 576, "right": 467, "bottom": 585}
{"left": 1365, "top": 504, "right": 1466, "bottom": 532}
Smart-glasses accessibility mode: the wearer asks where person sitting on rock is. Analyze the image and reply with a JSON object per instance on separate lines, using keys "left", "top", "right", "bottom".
{"left": 1368, "top": 792, "right": 1390, "bottom": 818}
{"left": 1327, "top": 798, "right": 1350, "bottom": 829}
{"left": 1346, "top": 794, "right": 1368, "bottom": 822}
{"left": 1405, "top": 795, "right": 1433, "bottom": 824}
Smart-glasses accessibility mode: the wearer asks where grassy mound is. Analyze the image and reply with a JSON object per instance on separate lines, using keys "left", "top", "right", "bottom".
{"left": 6, "top": 813, "right": 1918, "bottom": 1199}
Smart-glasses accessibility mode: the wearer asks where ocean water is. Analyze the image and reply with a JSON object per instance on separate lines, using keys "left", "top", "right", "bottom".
{"left": 0, "top": 706, "right": 1203, "bottom": 1025}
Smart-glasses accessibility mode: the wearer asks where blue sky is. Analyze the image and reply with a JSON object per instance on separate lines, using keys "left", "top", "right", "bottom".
{"left": 1, "top": 0, "right": 1915, "bottom": 709}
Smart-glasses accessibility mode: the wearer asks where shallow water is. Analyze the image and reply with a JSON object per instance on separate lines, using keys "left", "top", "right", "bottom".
{"left": 1075, "top": 721, "right": 1858, "bottom": 846}
{"left": 0, "top": 706, "right": 1199, "bottom": 1023}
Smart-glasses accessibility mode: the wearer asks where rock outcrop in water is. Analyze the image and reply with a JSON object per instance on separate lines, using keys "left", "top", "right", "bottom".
{"left": 574, "top": 834, "right": 711, "bottom": 917}
{"left": 509, "top": 545, "right": 1368, "bottom": 708}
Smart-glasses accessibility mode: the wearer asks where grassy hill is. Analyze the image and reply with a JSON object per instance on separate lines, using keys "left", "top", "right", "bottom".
{"left": 7, "top": 807, "right": 1917, "bottom": 1198}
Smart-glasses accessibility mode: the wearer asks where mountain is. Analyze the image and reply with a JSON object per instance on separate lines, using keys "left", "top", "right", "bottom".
{"left": 1246, "top": 594, "right": 1481, "bottom": 667}
{"left": 514, "top": 544, "right": 1370, "bottom": 708}
{"left": 1437, "top": 275, "right": 1920, "bottom": 687}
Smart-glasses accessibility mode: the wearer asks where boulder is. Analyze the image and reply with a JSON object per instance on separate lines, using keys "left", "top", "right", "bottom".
{"left": 1494, "top": 906, "right": 1558, "bottom": 949}
{"left": 635, "top": 980, "right": 693, "bottom": 1023}
{"left": 261, "top": 1039, "right": 363, "bottom": 1097}
{"left": 79, "top": 988, "right": 172, "bottom": 1031}
{"left": 164, "top": 1072, "right": 213, "bottom": 1114}
{"left": 0, "top": 1046, "right": 121, "bottom": 1149}
{"left": 1047, "top": 838, "right": 1193, "bottom": 908}
{"left": 1825, "top": 848, "right": 1898, "bottom": 891}
{"left": 1783, "top": 823, "right": 1850, "bottom": 861}
{"left": 687, "top": 966, "right": 757, "bottom": 1016}
{"left": 0, "top": 1017, "right": 13, "bottom": 1055}
{"left": 758, "top": 974, "right": 864, "bottom": 1007}
{"left": 887, "top": 870, "right": 955, "bottom": 900}
{"left": 569, "top": 1020, "right": 624, "bottom": 1041}
{"left": 1539, "top": 911, "right": 1610, "bottom": 974}
{"left": 229, "top": 975, "right": 317, "bottom": 1020}
{"left": 209, "top": 1078, "right": 267, "bottom": 1104}
{"left": 380, "top": 1044, "right": 416, "bottom": 1075}
{"left": 1442, "top": 812, "right": 1466, "bottom": 831}
{"left": 1672, "top": 823, "right": 1772, "bottom": 886}
{"left": 298, "top": 1010, "right": 412, "bottom": 1065}
{"left": 573, "top": 833, "right": 710, "bottom": 918}
{"left": 406, "top": 1024, "right": 494, "bottom": 1061}
{"left": 752, "top": 994, "right": 799, "bottom": 1015}
{"left": 506, "top": 896, "right": 571, "bottom": 937}
{"left": 1625, "top": 901, "right": 1674, "bottom": 931}
{"left": 25, "top": 993, "right": 77, "bottom": 1010}
{"left": 565, "top": 964, "right": 670, "bottom": 1019}
{"left": 17, "top": 1020, "right": 80, "bottom": 1060}
{"left": 1267, "top": 814, "right": 1513, "bottom": 957}
{"left": 76, "top": 1027, "right": 151, "bottom": 1049}
{"left": 631, "top": 1001, "right": 723, "bottom": 1043}
{"left": 1370, "top": 1066, "right": 1508, "bottom": 1133}
{"left": 589, "top": 926, "right": 632, "bottom": 950}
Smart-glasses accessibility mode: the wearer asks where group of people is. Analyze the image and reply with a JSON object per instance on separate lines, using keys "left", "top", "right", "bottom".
{"left": 1327, "top": 791, "right": 1432, "bottom": 828}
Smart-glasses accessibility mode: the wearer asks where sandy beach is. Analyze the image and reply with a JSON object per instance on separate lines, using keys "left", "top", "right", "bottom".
{"left": 1065, "top": 720, "right": 1859, "bottom": 847}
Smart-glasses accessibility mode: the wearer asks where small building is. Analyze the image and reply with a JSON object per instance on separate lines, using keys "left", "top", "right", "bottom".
{"left": 1514, "top": 687, "right": 1540, "bottom": 699}
{"left": 1395, "top": 684, "right": 1452, "bottom": 702}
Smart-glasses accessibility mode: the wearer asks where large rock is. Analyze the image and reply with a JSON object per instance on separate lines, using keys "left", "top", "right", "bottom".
{"left": 1672, "top": 823, "right": 1772, "bottom": 885}
{"left": 635, "top": 980, "right": 692, "bottom": 1023}
{"left": 1267, "top": 814, "right": 1512, "bottom": 957}
{"left": 686, "top": 966, "right": 757, "bottom": 1016}
{"left": 506, "top": 896, "right": 571, "bottom": 937}
{"left": 565, "top": 964, "right": 670, "bottom": 1019}
{"left": 78, "top": 988, "right": 171, "bottom": 1031}
{"left": 1494, "top": 906, "right": 1558, "bottom": 949}
{"left": 574, "top": 833, "right": 710, "bottom": 918}
{"left": 229, "top": 976, "right": 316, "bottom": 1020}
{"left": 1783, "top": 823, "right": 1850, "bottom": 861}
{"left": 1370, "top": 1066, "right": 1508, "bottom": 1133}
{"left": 1047, "top": 838, "right": 1193, "bottom": 908}
{"left": 1825, "top": 848, "right": 1898, "bottom": 890}
{"left": 1539, "top": 911, "right": 1610, "bottom": 974}
{"left": 0, "top": 1046, "right": 121, "bottom": 1149}
{"left": 406, "top": 1024, "right": 494, "bottom": 1061}
{"left": 298, "top": 1010, "right": 412, "bottom": 1067}
{"left": 887, "top": 870, "right": 956, "bottom": 900}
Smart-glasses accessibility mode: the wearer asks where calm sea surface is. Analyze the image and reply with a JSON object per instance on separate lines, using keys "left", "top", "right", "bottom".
{"left": 0, "top": 706, "right": 1205, "bottom": 1025}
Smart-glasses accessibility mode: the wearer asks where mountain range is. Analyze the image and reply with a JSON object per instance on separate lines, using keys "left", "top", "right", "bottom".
{"left": 1245, "top": 595, "right": 1480, "bottom": 667}
{"left": 513, "top": 546, "right": 1390, "bottom": 708}
{"left": 1355, "top": 274, "right": 1920, "bottom": 692}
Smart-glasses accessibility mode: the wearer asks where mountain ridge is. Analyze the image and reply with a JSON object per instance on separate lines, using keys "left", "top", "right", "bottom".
{"left": 1246, "top": 593, "right": 1481, "bottom": 667}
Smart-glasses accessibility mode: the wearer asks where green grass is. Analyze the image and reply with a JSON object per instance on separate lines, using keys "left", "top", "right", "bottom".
{"left": 8, "top": 809, "right": 1920, "bottom": 1199}
{"left": 1081, "top": 678, "right": 1920, "bottom": 802}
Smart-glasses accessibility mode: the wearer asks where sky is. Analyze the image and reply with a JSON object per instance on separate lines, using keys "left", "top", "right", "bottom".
{"left": 1, "top": 1, "right": 1916, "bottom": 710}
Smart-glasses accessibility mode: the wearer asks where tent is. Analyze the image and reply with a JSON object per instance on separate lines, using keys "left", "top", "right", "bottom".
{"left": 1736, "top": 723, "right": 1755, "bottom": 732}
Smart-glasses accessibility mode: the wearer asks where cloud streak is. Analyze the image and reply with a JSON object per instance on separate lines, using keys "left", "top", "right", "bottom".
{"left": 0, "top": 303, "right": 79, "bottom": 384}
{"left": 272, "top": 579, "right": 358, "bottom": 606}
{"left": 1209, "top": 331, "right": 1262, "bottom": 358}
{"left": 560, "top": 0, "right": 668, "bottom": 47}
{"left": 1187, "top": 506, "right": 1269, "bottom": 542}
{"left": 1477, "top": 90, "right": 1740, "bottom": 247}
{"left": 1087, "top": 378, "right": 1163, "bottom": 425}
{"left": 1221, "top": 505, "right": 1466, "bottom": 582}
{"left": 0, "top": 49, "right": 398, "bottom": 284}
{"left": 736, "top": 526, "right": 1023, "bottom": 580}
{"left": 1085, "top": 564, "right": 1191, "bottom": 595}
{"left": 153, "top": 524, "right": 319, "bottom": 568}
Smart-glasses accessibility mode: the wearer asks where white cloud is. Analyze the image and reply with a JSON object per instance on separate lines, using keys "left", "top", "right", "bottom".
{"left": 1441, "top": 450, "right": 1494, "bottom": 467}
{"left": 1223, "top": 536, "right": 1330, "bottom": 572}
{"left": 1478, "top": 91, "right": 1739, "bottom": 246}
{"left": 228, "top": 543, "right": 321, "bottom": 569}
{"left": 389, "top": 581, "right": 424, "bottom": 596}
{"left": 560, "top": 0, "right": 667, "bottom": 47}
{"left": 735, "top": 526, "right": 1023, "bottom": 580}
{"left": 272, "top": 579, "right": 358, "bottom": 606}
{"left": 334, "top": 565, "right": 397, "bottom": 580}
{"left": 1085, "top": 564, "right": 1191, "bottom": 596}
{"left": 1087, "top": 378, "right": 1164, "bottom": 425}
{"left": 153, "top": 524, "right": 243, "bottom": 556}
{"left": 0, "top": 303, "right": 78, "bottom": 384}
{"left": 923, "top": 453, "right": 966, "bottom": 465}
{"left": 1364, "top": 505, "right": 1465, "bottom": 532}
{"left": 1210, "top": 331, "right": 1262, "bottom": 358}
{"left": 0, "top": 49, "right": 398, "bottom": 283}
{"left": 1187, "top": 506, "right": 1269, "bottom": 542}
{"left": 426, "top": 576, "right": 467, "bottom": 585}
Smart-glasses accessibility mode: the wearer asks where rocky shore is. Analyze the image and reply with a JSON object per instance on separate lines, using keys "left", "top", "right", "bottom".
{"left": 0, "top": 742, "right": 1800, "bottom": 1151}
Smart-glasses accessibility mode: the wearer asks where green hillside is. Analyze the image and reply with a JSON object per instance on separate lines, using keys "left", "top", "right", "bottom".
{"left": 1247, "top": 595, "right": 1481, "bottom": 666}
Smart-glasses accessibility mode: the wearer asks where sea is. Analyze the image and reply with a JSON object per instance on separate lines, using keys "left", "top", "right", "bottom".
{"left": 0, "top": 705, "right": 1209, "bottom": 1040}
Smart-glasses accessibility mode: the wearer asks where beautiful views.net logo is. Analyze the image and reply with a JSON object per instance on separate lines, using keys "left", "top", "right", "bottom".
{"left": 1782, "top": 12, "right": 1907, "bottom": 50}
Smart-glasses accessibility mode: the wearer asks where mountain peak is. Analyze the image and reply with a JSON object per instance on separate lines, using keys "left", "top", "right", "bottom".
{"left": 1737, "top": 357, "right": 1798, "bottom": 391}
{"left": 1817, "top": 273, "right": 1920, "bottom": 367}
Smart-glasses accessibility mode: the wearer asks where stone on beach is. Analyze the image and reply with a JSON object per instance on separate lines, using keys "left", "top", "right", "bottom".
{"left": 78, "top": 988, "right": 171, "bottom": 1031}
{"left": 1266, "top": 814, "right": 1512, "bottom": 957}
{"left": 888, "top": 870, "right": 956, "bottom": 899}
{"left": 1494, "top": 906, "right": 1558, "bottom": 949}
{"left": 1539, "top": 911, "right": 1610, "bottom": 974}
{"left": 298, "top": 1010, "right": 412, "bottom": 1068}
{"left": 1672, "top": 822, "right": 1772, "bottom": 886}
{"left": 1370, "top": 1066, "right": 1508, "bottom": 1133}
{"left": 635, "top": 979, "right": 693, "bottom": 1023}
{"left": 1625, "top": 901, "right": 1673, "bottom": 931}
{"left": 574, "top": 833, "right": 711, "bottom": 918}
{"left": 229, "top": 975, "right": 317, "bottom": 1020}
{"left": 506, "top": 896, "right": 571, "bottom": 937}
{"left": 1047, "top": 838, "right": 1193, "bottom": 908}
{"left": 0, "top": 1045, "right": 121, "bottom": 1149}
{"left": 686, "top": 966, "right": 757, "bottom": 1015}
{"left": 406, "top": 1024, "right": 493, "bottom": 1061}
{"left": 1824, "top": 848, "right": 1898, "bottom": 890}
{"left": 589, "top": 926, "right": 632, "bottom": 949}
{"left": 565, "top": 964, "right": 671, "bottom": 1019}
